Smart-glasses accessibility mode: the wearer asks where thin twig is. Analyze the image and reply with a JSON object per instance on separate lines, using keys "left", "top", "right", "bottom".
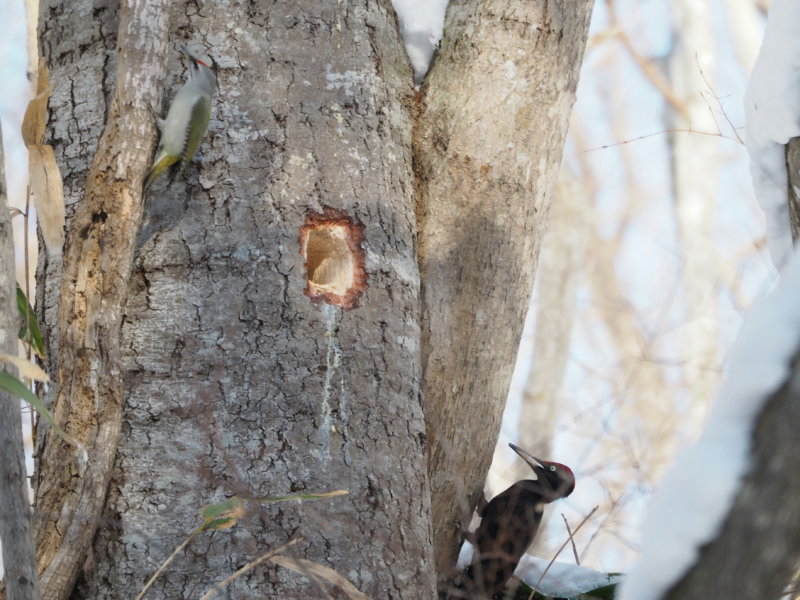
{"left": 585, "top": 126, "right": 742, "bottom": 153}
{"left": 23, "top": 186, "right": 35, "bottom": 446}
{"left": 696, "top": 52, "right": 745, "bottom": 144}
{"left": 560, "top": 513, "right": 579, "bottom": 565}
{"left": 530, "top": 506, "right": 599, "bottom": 597}
{"left": 197, "top": 537, "right": 303, "bottom": 600}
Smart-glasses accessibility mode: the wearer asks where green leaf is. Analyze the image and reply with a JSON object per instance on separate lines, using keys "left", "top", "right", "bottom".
{"left": 0, "top": 371, "right": 79, "bottom": 453}
{"left": 200, "top": 497, "right": 245, "bottom": 531}
{"left": 508, "top": 577, "right": 619, "bottom": 599}
{"left": 16, "top": 285, "right": 45, "bottom": 358}
{"left": 580, "top": 581, "right": 619, "bottom": 599}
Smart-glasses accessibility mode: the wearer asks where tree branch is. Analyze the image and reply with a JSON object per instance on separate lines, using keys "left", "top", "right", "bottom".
{"left": 31, "top": 2, "right": 171, "bottom": 598}
{"left": 415, "top": 0, "right": 594, "bottom": 579}
{"left": 664, "top": 355, "right": 800, "bottom": 599}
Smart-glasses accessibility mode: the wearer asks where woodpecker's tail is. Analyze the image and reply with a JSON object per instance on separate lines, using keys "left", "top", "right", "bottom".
{"left": 143, "top": 154, "right": 180, "bottom": 193}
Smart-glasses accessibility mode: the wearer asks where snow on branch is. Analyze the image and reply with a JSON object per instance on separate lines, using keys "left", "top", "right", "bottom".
{"left": 745, "top": 0, "right": 800, "bottom": 270}
{"left": 618, "top": 246, "right": 800, "bottom": 600}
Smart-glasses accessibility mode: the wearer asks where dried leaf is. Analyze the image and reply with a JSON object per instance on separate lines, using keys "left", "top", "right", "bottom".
{"left": 21, "top": 59, "right": 50, "bottom": 146}
{"left": 28, "top": 144, "right": 65, "bottom": 253}
{"left": 270, "top": 555, "right": 373, "bottom": 600}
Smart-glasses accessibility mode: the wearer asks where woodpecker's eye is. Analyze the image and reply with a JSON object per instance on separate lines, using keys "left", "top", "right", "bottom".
{"left": 549, "top": 465, "right": 556, "bottom": 472}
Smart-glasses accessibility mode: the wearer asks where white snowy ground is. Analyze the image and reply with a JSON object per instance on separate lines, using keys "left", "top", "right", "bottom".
{"left": 617, "top": 246, "right": 800, "bottom": 599}
{"left": 744, "top": 0, "right": 800, "bottom": 271}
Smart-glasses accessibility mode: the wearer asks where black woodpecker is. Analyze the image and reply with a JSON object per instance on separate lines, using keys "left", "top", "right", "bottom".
{"left": 465, "top": 443, "right": 575, "bottom": 598}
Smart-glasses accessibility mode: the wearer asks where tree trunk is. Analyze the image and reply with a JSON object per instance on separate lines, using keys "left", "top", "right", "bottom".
{"left": 670, "top": 0, "right": 720, "bottom": 427}
{"left": 33, "top": 1, "right": 593, "bottom": 598}
{"left": 37, "top": 0, "right": 435, "bottom": 598}
{"left": 786, "top": 137, "right": 800, "bottom": 242}
{"left": 415, "top": 0, "right": 593, "bottom": 576}
{"left": 32, "top": 2, "right": 171, "bottom": 598}
{"left": 0, "top": 124, "right": 42, "bottom": 600}
{"left": 663, "top": 354, "right": 800, "bottom": 600}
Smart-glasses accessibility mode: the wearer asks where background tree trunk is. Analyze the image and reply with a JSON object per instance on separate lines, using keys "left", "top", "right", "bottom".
{"left": 663, "top": 353, "right": 800, "bottom": 600}
{"left": 38, "top": 1, "right": 435, "bottom": 599}
{"left": 415, "top": 0, "right": 593, "bottom": 575}
{"left": 670, "top": 0, "right": 720, "bottom": 437}
{"left": 0, "top": 124, "right": 42, "bottom": 600}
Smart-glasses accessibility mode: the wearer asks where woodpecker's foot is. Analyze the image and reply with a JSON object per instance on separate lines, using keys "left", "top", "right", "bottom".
{"left": 144, "top": 99, "right": 164, "bottom": 130}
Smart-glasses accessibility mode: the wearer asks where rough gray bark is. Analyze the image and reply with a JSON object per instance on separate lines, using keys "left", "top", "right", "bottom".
{"left": 39, "top": 1, "right": 434, "bottom": 599}
{"left": 414, "top": 0, "right": 594, "bottom": 576}
{"left": 664, "top": 355, "right": 800, "bottom": 600}
{"left": 0, "top": 125, "right": 42, "bottom": 600}
{"left": 786, "top": 137, "right": 800, "bottom": 242}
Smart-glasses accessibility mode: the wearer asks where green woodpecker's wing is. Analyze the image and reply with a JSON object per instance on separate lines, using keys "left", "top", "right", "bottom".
{"left": 182, "top": 94, "right": 212, "bottom": 166}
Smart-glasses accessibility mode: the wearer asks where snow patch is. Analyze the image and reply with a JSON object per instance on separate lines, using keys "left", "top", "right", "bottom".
{"left": 391, "top": 0, "right": 449, "bottom": 83}
{"left": 457, "top": 541, "right": 622, "bottom": 597}
{"left": 744, "top": 0, "right": 800, "bottom": 271}
{"left": 618, "top": 247, "right": 800, "bottom": 600}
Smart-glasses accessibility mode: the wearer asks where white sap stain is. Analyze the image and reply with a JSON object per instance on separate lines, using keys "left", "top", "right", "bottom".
{"left": 320, "top": 303, "right": 352, "bottom": 465}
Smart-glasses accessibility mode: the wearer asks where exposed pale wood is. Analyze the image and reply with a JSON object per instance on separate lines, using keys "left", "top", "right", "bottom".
{"left": 415, "top": 0, "right": 594, "bottom": 577}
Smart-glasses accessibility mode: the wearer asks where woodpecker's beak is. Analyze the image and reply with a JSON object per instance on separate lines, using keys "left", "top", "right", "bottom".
{"left": 509, "top": 443, "right": 545, "bottom": 474}
{"left": 180, "top": 46, "right": 194, "bottom": 61}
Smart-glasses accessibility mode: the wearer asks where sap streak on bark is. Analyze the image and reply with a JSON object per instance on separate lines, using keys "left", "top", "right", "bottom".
{"left": 414, "top": 0, "right": 593, "bottom": 576}
{"left": 31, "top": 2, "right": 171, "bottom": 599}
